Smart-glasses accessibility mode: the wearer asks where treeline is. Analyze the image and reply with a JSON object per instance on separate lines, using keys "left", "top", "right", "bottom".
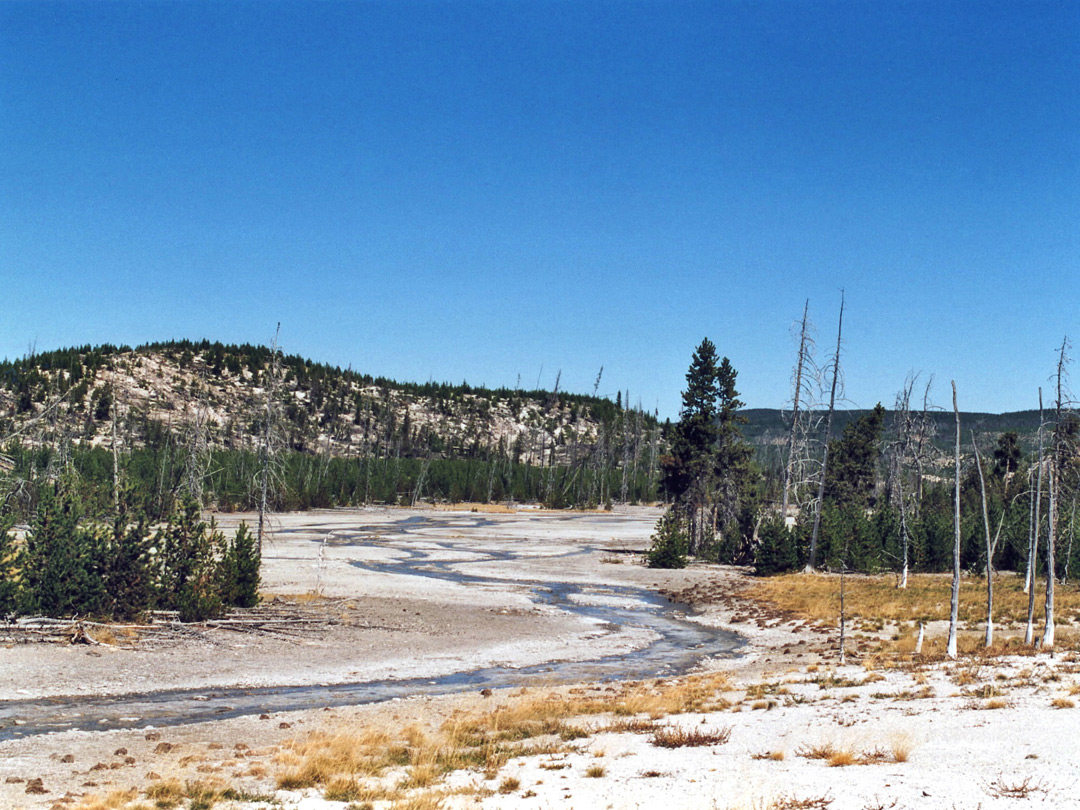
{"left": 1, "top": 442, "right": 660, "bottom": 521}
{"left": 650, "top": 336, "right": 1080, "bottom": 587}
{"left": 0, "top": 481, "right": 259, "bottom": 622}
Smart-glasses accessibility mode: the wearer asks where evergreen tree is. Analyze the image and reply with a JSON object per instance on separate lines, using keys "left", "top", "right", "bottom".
{"left": 754, "top": 515, "right": 798, "bottom": 575}
{"left": 21, "top": 486, "right": 83, "bottom": 616}
{"left": 155, "top": 499, "right": 224, "bottom": 622}
{"left": 0, "top": 515, "right": 21, "bottom": 615}
{"left": 824, "top": 404, "right": 886, "bottom": 509}
{"left": 220, "top": 522, "right": 260, "bottom": 608}
{"left": 646, "top": 508, "right": 688, "bottom": 569}
{"left": 104, "top": 514, "right": 152, "bottom": 621}
{"left": 662, "top": 339, "right": 755, "bottom": 559}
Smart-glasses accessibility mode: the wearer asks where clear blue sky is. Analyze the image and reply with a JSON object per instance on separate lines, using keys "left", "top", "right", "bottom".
{"left": 2, "top": 1, "right": 1077, "bottom": 419}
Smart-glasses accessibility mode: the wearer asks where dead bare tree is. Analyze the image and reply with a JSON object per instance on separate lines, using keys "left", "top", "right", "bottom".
{"left": 1025, "top": 388, "right": 1044, "bottom": 645}
{"left": 972, "top": 432, "right": 993, "bottom": 647}
{"left": 256, "top": 324, "right": 286, "bottom": 554}
{"left": 807, "top": 291, "right": 844, "bottom": 572}
{"left": 890, "top": 373, "right": 929, "bottom": 588}
{"left": 1043, "top": 338, "right": 1071, "bottom": 650}
{"left": 947, "top": 380, "right": 961, "bottom": 660}
{"left": 781, "top": 299, "right": 814, "bottom": 522}
{"left": 180, "top": 369, "right": 213, "bottom": 506}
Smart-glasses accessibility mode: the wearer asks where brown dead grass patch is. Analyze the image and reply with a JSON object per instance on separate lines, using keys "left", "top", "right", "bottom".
{"left": 271, "top": 674, "right": 735, "bottom": 802}
{"left": 650, "top": 724, "right": 731, "bottom": 748}
{"left": 434, "top": 502, "right": 519, "bottom": 514}
{"left": 747, "top": 573, "right": 1080, "bottom": 628}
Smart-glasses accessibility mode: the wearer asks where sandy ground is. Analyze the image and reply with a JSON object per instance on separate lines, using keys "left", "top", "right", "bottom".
{"left": 3, "top": 506, "right": 1078, "bottom": 810}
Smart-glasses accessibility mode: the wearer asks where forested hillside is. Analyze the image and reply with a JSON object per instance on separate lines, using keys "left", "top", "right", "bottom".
{"left": 0, "top": 341, "right": 662, "bottom": 517}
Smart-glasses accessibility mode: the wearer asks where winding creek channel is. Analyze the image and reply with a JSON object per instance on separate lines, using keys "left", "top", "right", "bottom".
{"left": 1, "top": 513, "right": 743, "bottom": 740}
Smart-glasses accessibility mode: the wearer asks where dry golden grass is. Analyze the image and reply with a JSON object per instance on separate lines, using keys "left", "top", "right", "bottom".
{"left": 796, "top": 739, "right": 910, "bottom": 768}
{"left": 498, "top": 776, "right": 521, "bottom": 793}
{"left": 889, "top": 733, "right": 913, "bottom": 763}
{"left": 585, "top": 764, "right": 606, "bottom": 778}
{"left": 434, "top": 502, "right": 519, "bottom": 514}
{"left": 826, "top": 748, "right": 858, "bottom": 767}
{"left": 69, "top": 790, "right": 144, "bottom": 810}
{"left": 650, "top": 724, "right": 731, "bottom": 748}
{"left": 751, "top": 750, "right": 787, "bottom": 761}
{"left": 747, "top": 572, "right": 1080, "bottom": 629}
{"left": 1051, "top": 697, "right": 1076, "bottom": 709}
{"left": 270, "top": 674, "right": 737, "bottom": 803}
{"left": 72, "top": 778, "right": 242, "bottom": 810}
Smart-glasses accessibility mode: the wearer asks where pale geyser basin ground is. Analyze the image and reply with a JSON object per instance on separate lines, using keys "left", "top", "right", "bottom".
{"left": 2, "top": 506, "right": 1078, "bottom": 810}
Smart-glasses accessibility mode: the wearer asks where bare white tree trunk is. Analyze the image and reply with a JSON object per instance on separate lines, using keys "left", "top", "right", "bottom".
{"left": 1043, "top": 463, "right": 1057, "bottom": 650}
{"left": 808, "top": 292, "right": 844, "bottom": 572}
{"left": 972, "top": 433, "right": 993, "bottom": 647}
{"left": 782, "top": 299, "right": 812, "bottom": 522}
{"left": 257, "top": 324, "right": 283, "bottom": 555}
{"left": 111, "top": 397, "right": 120, "bottom": 515}
{"left": 1025, "top": 389, "right": 1044, "bottom": 645}
{"left": 891, "top": 374, "right": 926, "bottom": 590}
{"left": 947, "top": 380, "right": 961, "bottom": 660}
{"left": 1043, "top": 339, "right": 1070, "bottom": 651}
{"left": 839, "top": 562, "right": 847, "bottom": 665}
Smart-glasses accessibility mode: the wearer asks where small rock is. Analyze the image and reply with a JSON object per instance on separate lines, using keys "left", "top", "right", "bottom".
{"left": 258, "top": 713, "right": 270, "bottom": 720}
{"left": 25, "top": 778, "right": 47, "bottom": 794}
{"left": 480, "top": 688, "right": 493, "bottom": 697}
{"left": 124, "top": 757, "right": 135, "bottom": 765}
{"left": 59, "top": 755, "right": 74, "bottom": 763}
{"left": 153, "top": 743, "right": 174, "bottom": 754}
{"left": 5, "top": 776, "right": 24, "bottom": 784}
{"left": 113, "top": 748, "right": 127, "bottom": 757}
{"left": 144, "top": 732, "right": 161, "bottom": 741}
{"left": 89, "top": 763, "right": 109, "bottom": 772}
{"left": 278, "top": 722, "right": 291, "bottom": 729}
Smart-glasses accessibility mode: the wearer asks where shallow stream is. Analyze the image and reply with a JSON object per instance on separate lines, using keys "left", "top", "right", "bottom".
{"left": 1, "top": 514, "right": 742, "bottom": 740}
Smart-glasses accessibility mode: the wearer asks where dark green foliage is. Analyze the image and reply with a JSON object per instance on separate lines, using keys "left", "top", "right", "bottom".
{"left": 104, "top": 515, "right": 152, "bottom": 621}
{"left": 646, "top": 509, "right": 688, "bottom": 569}
{"left": 824, "top": 404, "right": 886, "bottom": 509}
{"left": 754, "top": 515, "right": 798, "bottom": 575}
{"left": 155, "top": 500, "right": 224, "bottom": 622}
{"left": 662, "top": 339, "right": 756, "bottom": 560}
{"left": 20, "top": 486, "right": 107, "bottom": 617}
{"left": 0, "top": 515, "right": 21, "bottom": 615}
{"left": 993, "top": 431, "right": 1022, "bottom": 477}
{"left": 220, "top": 522, "right": 260, "bottom": 608}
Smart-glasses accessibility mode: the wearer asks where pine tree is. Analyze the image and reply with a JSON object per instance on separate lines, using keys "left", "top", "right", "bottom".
{"left": 646, "top": 508, "right": 688, "bottom": 569}
{"left": 220, "top": 522, "right": 260, "bottom": 608}
{"left": 661, "top": 339, "right": 755, "bottom": 560}
{"left": 104, "top": 514, "right": 152, "bottom": 621}
{"left": 0, "top": 515, "right": 21, "bottom": 615}
{"left": 21, "top": 485, "right": 94, "bottom": 617}
{"left": 155, "top": 499, "right": 224, "bottom": 622}
{"left": 754, "top": 515, "right": 798, "bottom": 575}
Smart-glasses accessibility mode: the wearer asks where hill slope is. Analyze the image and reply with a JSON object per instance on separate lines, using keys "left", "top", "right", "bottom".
{"left": 0, "top": 341, "right": 654, "bottom": 468}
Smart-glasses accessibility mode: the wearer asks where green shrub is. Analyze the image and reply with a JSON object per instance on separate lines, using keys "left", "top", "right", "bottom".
{"left": 646, "top": 509, "right": 688, "bottom": 569}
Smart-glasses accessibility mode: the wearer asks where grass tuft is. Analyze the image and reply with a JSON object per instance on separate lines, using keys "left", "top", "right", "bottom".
{"left": 650, "top": 724, "right": 731, "bottom": 748}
